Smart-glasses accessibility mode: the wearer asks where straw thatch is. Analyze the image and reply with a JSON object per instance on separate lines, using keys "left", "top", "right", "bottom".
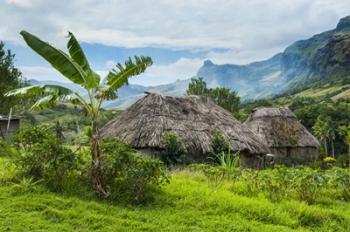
{"left": 244, "top": 107, "right": 320, "bottom": 165}
{"left": 101, "top": 92, "right": 269, "bottom": 165}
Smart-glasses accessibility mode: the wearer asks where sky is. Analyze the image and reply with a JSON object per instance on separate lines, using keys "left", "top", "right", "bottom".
{"left": 1, "top": 0, "right": 350, "bottom": 86}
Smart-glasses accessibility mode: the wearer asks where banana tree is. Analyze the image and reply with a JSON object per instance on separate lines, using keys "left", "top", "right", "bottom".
{"left": 5, "top": 31, "right": 152, "bottom": 197}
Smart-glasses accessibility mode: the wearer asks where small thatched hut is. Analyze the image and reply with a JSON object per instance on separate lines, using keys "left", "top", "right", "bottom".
{"left": 101, "top": 92, "right": 269, "bottom": 168}
{"left": 0, "top": 116, "right": 20, "bottom": 139}
{"left": 244, "top": 107, "right": 320, "bottom": 165}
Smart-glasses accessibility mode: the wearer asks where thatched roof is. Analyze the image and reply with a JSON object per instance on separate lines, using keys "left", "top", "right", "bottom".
{"left": 244, "top": 107, "right": 320, "bottom": 148}
{"left": 100, "top": 93, "right": 269, "bottom": 157}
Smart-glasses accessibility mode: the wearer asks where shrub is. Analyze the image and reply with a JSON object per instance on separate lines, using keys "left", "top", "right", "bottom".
{"left": 291, "top": 168, "right": 327, "bottom": 204}
{"left": 330, "top": 168, "right": 350, "bottom": 201}
{"left": 217, "top": 151, "right": 240, "bottom": 174}
{"left": 12, "top": 125, "right": 78, "bottom": 191}
{"left": 190, "top": 164, "right": 226, "bottom": 188}
{"left": 101, "top": 139, "right": 169, "bottom": 204}
{"left": 259, "top": 165, "right": 292, "bottom": 202}
{"left": 160, "top": 131, "right": 187, "bottom": 165}
{"left": 238, "top": 169, "right": 260, "bottom": 196}
{"left": 210, "top": 131, "right": 230, "bottom": 161}
{"left": 0, "top": 138, "right": 18, "bottom": 158}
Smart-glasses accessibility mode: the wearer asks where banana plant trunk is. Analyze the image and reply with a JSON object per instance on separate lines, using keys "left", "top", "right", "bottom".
{"left": 91, "top": 121, "right": 108, "bottom": 197}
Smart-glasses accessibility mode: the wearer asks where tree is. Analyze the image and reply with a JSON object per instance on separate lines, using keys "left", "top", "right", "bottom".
{"left": 6, "top": 31, "right": 152, "bottom": 197}
{"left": 313, "top": 115, "right": 332, "bottom": 156}
{"left": 186, "top": 77, "right": 240, "bottom": 114}
{"left": 208, "top": 87, "right": 240, "bottom": 113}
{"left": 0, "top": 41, "right": 27, "bottom": 114}
{"left": 339, "top": 125, "right": 350, "bottom": 167}
{"left": 186, "top": 77, "right": 208, "bottom": 96}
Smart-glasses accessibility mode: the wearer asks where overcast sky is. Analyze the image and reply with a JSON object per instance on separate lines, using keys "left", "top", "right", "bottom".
{"left": 1, "top": 0, "right": 350, "bottom": 86}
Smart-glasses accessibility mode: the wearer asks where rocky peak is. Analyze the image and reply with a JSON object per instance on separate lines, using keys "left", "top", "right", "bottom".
{"left": 203, "top": 59, "right": 214, "bottom": 66}
{"left": 336, "top": 15, "right": 350, "bottom": 31}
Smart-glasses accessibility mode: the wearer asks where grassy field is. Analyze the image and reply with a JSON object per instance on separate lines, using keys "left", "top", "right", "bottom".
{"left": 1, "top": 165, "right": 350, "bottom": 232}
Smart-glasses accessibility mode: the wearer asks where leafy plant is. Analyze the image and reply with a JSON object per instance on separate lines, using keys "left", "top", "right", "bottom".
{"left": 210, "top": 131, "right": 230, "bottom": 161}
{"left": 259, "top": 166, "right": 292, "bottom": 202}
{"left": 5, "top": 31, "right": 152, "bottom": 196}
{"left": 101, "top": 139, "right": 169, "bottom": 204}
{"left": 330, "top": 168, "right": 350, "bottom": 201}
{"left": 13, "top": 125, "right": 78, "bottom": 191}
{"left": 217, "top": 150, "right": 240, "bottom": 177}
{"left": 291, "top": 168, "right": 326, "bottom": 204}
{"left": 11, "top": 177, "right": 42, "bottom": 195}
{"left": 160, "top": 131, "right": 187, "bottom": 165}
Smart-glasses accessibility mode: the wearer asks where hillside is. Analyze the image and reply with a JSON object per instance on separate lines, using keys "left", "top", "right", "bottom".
{"left": 198, "top": 16, "right": 350, "bottom": 100}
{"left": 1, "top": 168, "right": 350, "bottom": 231}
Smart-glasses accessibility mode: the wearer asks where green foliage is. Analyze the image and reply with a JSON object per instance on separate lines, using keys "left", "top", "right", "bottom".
{"left": 186, "top": 77, "right": 208, "bottom": 95}
{"left": 12, "top": 125, "right": 78, "bottom": 191}
{"left": 0, "top": 157, "right": 18, "bottom": 184}
{"left": 101, "top": 139, "right": 169, "bottom": 204}
{"left": 210, "top": 131, "right": 230, "bottom": 160}
{"left": 160, "top": 131, "right": 187, "bottom": 165}
{"left": 291, "top": 168, "right": 327, "bottom": 204}
{"left": 186, "top": 77, "right": 240, "bottom": 113}
{"left": 217, "top": 151, "right": 240, "bottom": 175}
{"left": 209, "top": 87, "right": 240, "bottom": 113}
{"left": 6, "top": 31, "right": 153, "bottom": 197}
{"left": 1, "top": 166, "right": 350, "bottom": 230}
{"left": 11, "top": 177, "right": 43, "bottom": 195}
{"left": 258, "top": 166, "right": 293, "bottom": 202}
{"left": 0, "top": 138, "right": 18, "bottom": 158}
{"left": 0, "top": 41, "right": 28, "bottom": 114}
{"left": 330, "top": 168, "right": 350, "bottom": 201}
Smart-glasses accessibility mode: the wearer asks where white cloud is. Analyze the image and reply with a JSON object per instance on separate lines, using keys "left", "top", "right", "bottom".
{"left": 20, "top": 66, "right": 69, "bottom": 82}
{"left": 130, "top": 58, "right": 203, "bottom": 86}
{"left": 3, "top": 0, "right": 350, "bottom": 86}
{"left": 5, "top": 0, "right": 32, "bottom": 7}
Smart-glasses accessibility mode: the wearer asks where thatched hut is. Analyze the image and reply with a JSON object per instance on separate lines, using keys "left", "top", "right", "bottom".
{"left": 244, "top": 107, "right": 320, "bottom": 165}
{"left": 0, "top": 116, "right": 20, "bottom": 139}
{"left": 101, "top": 92, "right": 269, "bottom": 168}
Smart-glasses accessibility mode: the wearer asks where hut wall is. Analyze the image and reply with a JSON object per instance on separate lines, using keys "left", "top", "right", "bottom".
{"left": 0, "top": 119, "right": 20, "bottom": 138}
{"left": 240, "top": 152, "right": 264, "bottom": 169}
{"left": 270, "top": 147, "right": 319, "bottom": 165}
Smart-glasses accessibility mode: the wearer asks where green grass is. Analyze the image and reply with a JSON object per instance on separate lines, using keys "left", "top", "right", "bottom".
{"left": 1, "top": 169, "right": 350, "bottom": 231}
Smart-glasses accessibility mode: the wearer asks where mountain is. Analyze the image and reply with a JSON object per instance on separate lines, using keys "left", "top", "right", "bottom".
{"left": 30, "top": 79, "right": 190, "bottom": 109}
{"left": 197, "top": 16, "right": 350, "bottom": 99}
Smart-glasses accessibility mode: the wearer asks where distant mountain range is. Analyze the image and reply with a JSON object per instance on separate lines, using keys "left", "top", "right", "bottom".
{"left": 198, "top": 15, "right": 350, "bottom": 99}
{"left": 31, "top": 16, "right": 350, "bottom": 108}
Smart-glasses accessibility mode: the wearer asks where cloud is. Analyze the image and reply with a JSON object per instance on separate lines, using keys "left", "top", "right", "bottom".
{"left": 5, "top": 0, "right": 32, "bottom": 7}
{"left": 19, "top": 66, "right": 69, "bottom": 82}
{"left": 3, "top": 0, "right": 350, "bottom": 86}
{"left": 130, "top": 58, "right": 203, "bottom": 86}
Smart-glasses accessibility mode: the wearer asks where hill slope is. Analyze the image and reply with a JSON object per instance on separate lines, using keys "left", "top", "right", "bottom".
{"left": 198, "top": 16, "right": 350, "bottom": 100}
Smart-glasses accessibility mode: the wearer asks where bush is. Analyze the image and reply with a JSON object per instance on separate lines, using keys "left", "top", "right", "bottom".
{"left": 101, "top": 139, "right": 169, "bottom": 204}
{"left": 330, "top": 168, "right": 350, "bottom": 201}
{"left": 0, "top": 138, "right": 18, "bottom": 158}
{"left": 210, "top": 131, "right": 230, "bottom": 161}
{"left": 190, "top": 163, "right": 226, "bottom": 188}
{"left": 160, "top": 131, "right": 187, "bottom": 165}
{"left": 291, "top": 168, "right": 327, "bottom": 204}
{"left": 259, "top": 166, "right": 292, "bottom": 202}
{"left": 12, "top": 125, "right": 78, "bottom": 191}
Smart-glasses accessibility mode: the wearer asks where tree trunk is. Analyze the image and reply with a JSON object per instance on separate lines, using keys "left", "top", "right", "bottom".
{"left": 90, "top": 121, "right": 108, "bottom": 198}
{"left": 331, "top": 139, "right": 335, "bottom": 158}
{"left": 324, "top": 139, "right": 328, "bottom": 155}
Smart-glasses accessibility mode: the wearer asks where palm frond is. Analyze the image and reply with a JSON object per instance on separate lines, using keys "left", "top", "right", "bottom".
{"left": 106, "top": 56, "right": 152, "bottom": 91}
{"left": 5, "top": 84, "right": 73, "bottom": 97}
{"left": 20, "top": 31, "right": 87, "bottom": 85}
{"left": 67, "top": 32, "right": 100, "bottom": 88}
